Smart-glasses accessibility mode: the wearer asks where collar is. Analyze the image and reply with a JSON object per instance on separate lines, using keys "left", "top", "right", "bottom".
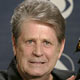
{"left": 7, "top": 57, "right": 22, "bottom": 80}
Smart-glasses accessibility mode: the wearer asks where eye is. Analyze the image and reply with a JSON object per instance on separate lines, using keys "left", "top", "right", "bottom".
{"left": 25, "top": 40, "right": 35, "bottom": 45}
{"left": 27, "top": 40, "right": 33, "bottom": 44}
{"left": 43, "top": 40, "right": 51, "bottom": 46}
{"left": 44, "top": 41, "right": 50, "bottom": 45}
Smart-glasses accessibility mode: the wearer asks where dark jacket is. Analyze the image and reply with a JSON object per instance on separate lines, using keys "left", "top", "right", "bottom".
{"left": 0, "top": 58, "right": 75, "bottom": 80}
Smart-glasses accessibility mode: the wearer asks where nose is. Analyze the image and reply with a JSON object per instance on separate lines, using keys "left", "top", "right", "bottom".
{"left": 33, "top": 42, "right": 43, "bottom": 57}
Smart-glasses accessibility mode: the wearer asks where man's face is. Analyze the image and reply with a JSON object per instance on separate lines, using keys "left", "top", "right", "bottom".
{"left": 13, "top": 20, "right": 64, "bottom": 77}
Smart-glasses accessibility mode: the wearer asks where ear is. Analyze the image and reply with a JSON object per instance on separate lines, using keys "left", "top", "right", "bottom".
{"left": 58, "top": 39, "right": 65, "bottom": 59}
{"left": 12, "top": 36, "right": 17, "bottom": 56}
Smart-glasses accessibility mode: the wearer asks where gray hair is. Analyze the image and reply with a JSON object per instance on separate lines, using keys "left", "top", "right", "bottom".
{"left": 11, "top": 0, "right": 65, "bottom": 44}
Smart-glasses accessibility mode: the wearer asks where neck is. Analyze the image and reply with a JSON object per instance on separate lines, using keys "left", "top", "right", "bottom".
{"left": 23, "top": 74, "right": 53, "bottom": 80}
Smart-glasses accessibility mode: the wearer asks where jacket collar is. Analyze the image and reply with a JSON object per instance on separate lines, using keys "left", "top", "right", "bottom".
{"left": 7, "top": 57, "right": 22, "bottom": 80}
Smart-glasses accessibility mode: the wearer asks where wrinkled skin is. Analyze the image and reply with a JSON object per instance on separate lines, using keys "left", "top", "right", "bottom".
{"left": 12, "top": 20, "right": 65, "bottom": 80}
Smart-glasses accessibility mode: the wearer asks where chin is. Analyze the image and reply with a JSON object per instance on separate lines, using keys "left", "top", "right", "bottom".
{"left": 30, "top": 70, "right": 45, "bottom": 76}
{"left": 24, "top": 69, "right": 47, "bottom": 77}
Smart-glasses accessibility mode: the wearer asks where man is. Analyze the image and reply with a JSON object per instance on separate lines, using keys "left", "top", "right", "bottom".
{"left": 0, "top": 0, "right": 76, "bottom": 80}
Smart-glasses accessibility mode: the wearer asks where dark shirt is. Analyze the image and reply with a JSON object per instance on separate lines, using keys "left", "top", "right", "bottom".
{"left": 0, "top": 57, "right": 75, "bottom": 80}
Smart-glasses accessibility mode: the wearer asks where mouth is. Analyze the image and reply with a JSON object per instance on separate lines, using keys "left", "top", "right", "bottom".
{"left": 28, "top": 59, "right": 48, "bottom": 66}
{"left": 29, "top": 60, "right": 47, "bottom": 65}
{"left": 29, "top": 61, "right": 45, "bottom": 64}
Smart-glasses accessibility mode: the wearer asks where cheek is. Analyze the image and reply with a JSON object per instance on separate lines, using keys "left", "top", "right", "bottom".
{"left": 44, "top": 47, "right": 59, "bottom": 63}
{"left": 44, "top": 47, "right": 58, "bottom": 57}
{"left": 16, "top": 46, "right": 33, "bottom": 70}
{"left": 23, "top": 47, "right": 32, "bottom": 56}
{"left": 17, "top": 45, "right": 33, "bottom": 57}
{"left": 43, "top": 47, "right": 60, "bottom": 71}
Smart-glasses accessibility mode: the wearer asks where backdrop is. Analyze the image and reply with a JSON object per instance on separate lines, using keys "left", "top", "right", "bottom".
{"left": 0, "top": 0, "right": 80, "bottom": 73}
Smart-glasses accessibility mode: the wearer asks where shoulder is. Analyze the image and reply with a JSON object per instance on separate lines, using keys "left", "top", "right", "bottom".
{"left": 0, "top": 70, "right": 8, "bottom": 80}
{"left": 52, "top": 69, "right": 75, "bottom": 80}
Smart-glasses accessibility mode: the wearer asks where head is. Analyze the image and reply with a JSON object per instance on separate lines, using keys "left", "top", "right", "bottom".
{"left": 11, "top": 0, "right": 65, "bottom": 79}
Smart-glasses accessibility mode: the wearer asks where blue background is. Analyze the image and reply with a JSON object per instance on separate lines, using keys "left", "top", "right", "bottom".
{"left": 0, "top": 0, "right": 80, "bottom": 72}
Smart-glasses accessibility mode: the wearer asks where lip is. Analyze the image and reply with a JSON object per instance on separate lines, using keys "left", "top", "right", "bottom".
{"left": 30, "top": 62, "right": 45, "bottom": 64}
{"left": 29, "top": 61, "right": 46, "bottom": 64}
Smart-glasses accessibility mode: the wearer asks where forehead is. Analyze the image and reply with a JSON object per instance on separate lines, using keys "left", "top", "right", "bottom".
{"left": 21, "top": 20, "right": 55, "bottom": 32}
{"left": 20, "top": 20, "right": 58, "bottom": 41}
